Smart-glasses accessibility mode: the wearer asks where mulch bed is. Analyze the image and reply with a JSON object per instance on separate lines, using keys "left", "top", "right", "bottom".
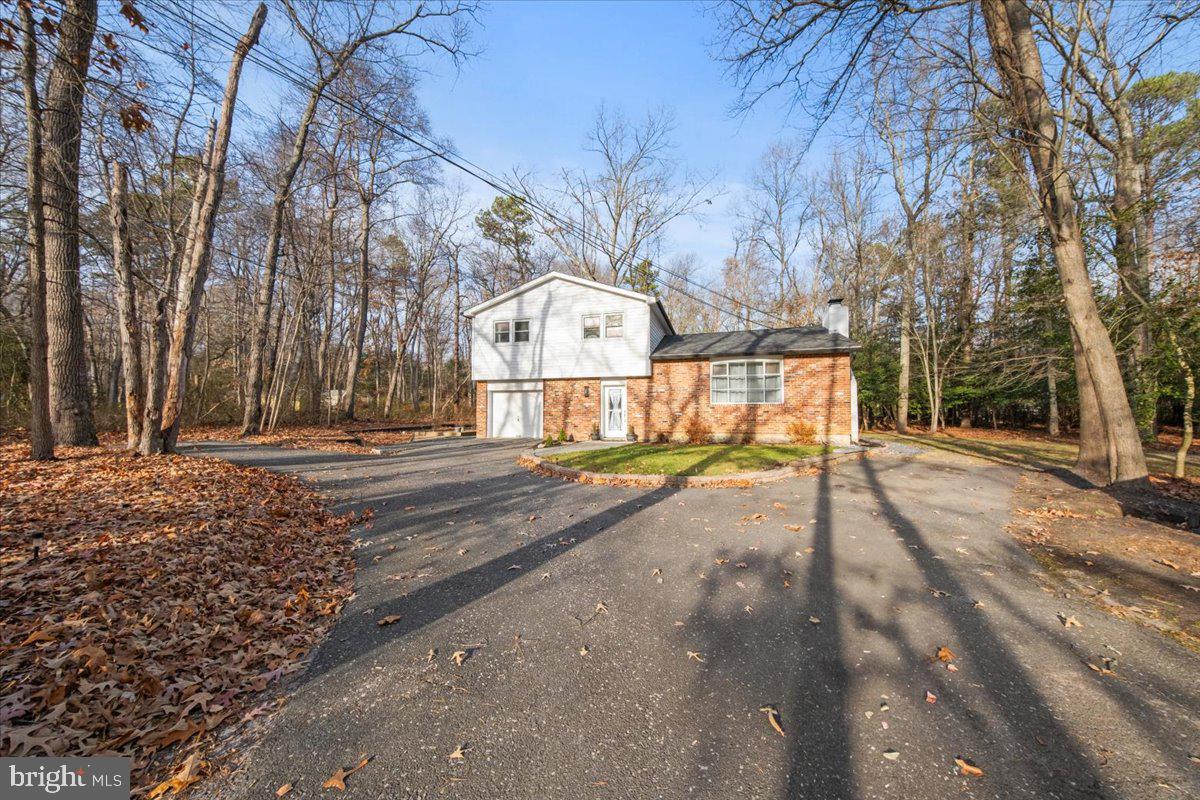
{"left": 0, "top": 444, "right": 357, "bottom": 795}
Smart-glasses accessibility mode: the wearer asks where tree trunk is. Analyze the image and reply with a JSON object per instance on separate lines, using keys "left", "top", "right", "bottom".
{"left": 109, "top": 162, "right": 144, "bottom": 449}
{"left": 341, "top": 200, "right": 372, "bottom": 420}
{"left": 1046, "top": 355, "right": 1059, "bottom": 437}
{"left": 896, "top": 241, "right": 913, "bottom": 434}
{"left": 1111, "top": 104, "right": 1156, "bottom": 441}
{"left": 42, "top": 0, "right": 98, "bottom": 446}
{"left": 163, "top": 4, "right": 266, "bottom": 449}
{"left": 19, "top": 4, "right": 53, "bottom": 460}
{"left": 138, "top": 298, "right": 169, "bottom": 456}
{"left": 1071, "top": 329, "right": 1109, "bottom": 483}
{"left": 1168, "top": 330, "right": 1194, "bottom": 479}
{"left": 982, "top": 0, "right": 1147, "bottom": 485}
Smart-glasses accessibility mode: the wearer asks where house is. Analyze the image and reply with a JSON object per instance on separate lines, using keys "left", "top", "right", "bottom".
{"left": 465, "top": 271, "right": 860, "bottom": 444}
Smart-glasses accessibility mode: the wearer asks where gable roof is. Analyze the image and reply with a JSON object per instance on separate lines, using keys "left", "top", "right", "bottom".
{"left": 651, "top": 325, "right": 859, "bottom": 361}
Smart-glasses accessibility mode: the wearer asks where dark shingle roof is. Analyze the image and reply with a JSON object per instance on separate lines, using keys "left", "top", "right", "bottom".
{"left": 650, "top": 326, "right": 860, "bottom": 360}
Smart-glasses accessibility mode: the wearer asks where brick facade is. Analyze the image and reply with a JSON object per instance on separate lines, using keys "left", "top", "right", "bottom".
{"left": 543, "top": 378, "right": 604, "bottom": 441}
{"left": 629, "top": 354, "right": 852, "bottom": 444}
{"left": 475, "top": 381, "right": 487, "bottom": 436}
{"left": 478, "top": 355, "right": 853, "bottom": 443}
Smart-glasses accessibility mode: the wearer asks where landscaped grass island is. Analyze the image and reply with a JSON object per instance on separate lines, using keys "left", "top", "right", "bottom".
{"left": 544, "top": 443, "right": 829, "bottom": 477}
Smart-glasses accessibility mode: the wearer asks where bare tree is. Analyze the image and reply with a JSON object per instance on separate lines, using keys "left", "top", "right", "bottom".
{"left": 240, "top": 0, "right": 473, "bottom": 435}
{"left": 160, "top": 3, "right": 266, "bottom": 450}
{"left": 980, "top": 0, "right": 1146, "bottom": 483}
{"left": 522, "top": 108, "right": 714, "bottom": 287}
{"left": 108, "top": 162, "right": 143, "bottom": 448}
{"left": 18, "top": 1, "right": 53, "bottom": 459}
{"left": 42, "top": 0, "right": 98, "bottom": 445}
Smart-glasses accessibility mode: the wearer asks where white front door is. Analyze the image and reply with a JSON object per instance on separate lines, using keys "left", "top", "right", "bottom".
{"left": 603, "top": 384, "right": 626, "bottom": 439}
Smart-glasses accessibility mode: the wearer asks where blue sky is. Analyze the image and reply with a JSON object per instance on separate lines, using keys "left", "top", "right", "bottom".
{"left": 414, "top": 1, "right": 805, "bottom": 274}
{"left": 156, "top": 1, "right": 834, "bottom": 279}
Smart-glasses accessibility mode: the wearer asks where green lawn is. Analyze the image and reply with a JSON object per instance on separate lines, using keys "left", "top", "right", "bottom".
{"left": 871, "top": 431, "right": 1198, "bottom": 477}
{"left": 545, "top": 443, "right": 828, "bottom": 477}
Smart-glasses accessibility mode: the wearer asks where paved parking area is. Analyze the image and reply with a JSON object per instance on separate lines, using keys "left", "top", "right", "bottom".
{"left": 190, "top": 438, "right": 1199, "bottom": 800}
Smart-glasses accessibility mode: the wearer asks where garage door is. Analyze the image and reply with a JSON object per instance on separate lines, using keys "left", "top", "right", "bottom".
{"left": 489, "top": 390, "right": 542, "bottom": 438}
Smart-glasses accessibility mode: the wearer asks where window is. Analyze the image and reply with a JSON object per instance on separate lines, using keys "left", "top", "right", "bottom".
{"left": 513, "top": 319, "right": 530, "bottom": 342}
{"left": 582, "top": 314, "right": 601, "bottom": 339}
{"left": 494, "top": 321, "right": 511, "bottom": 344}
{"left": 604, "top": 312, "right": 624, "bottom": 338}
{"left": 711, "top": 360, "right": 783, "bottom": 404}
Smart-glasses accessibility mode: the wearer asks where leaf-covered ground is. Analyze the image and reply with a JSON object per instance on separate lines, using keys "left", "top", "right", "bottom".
{"left": 0, "top": 444, "right": 355, "bottom": 794}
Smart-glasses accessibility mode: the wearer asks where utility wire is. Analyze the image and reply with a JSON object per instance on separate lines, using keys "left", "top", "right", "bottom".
{"left": 138, "top": 0, "right": 793, "bottom": 328}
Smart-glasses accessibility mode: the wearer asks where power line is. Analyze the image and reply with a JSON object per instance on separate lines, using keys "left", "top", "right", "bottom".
{"left": 138, "top": 0, "right": 791, "bottom": 328}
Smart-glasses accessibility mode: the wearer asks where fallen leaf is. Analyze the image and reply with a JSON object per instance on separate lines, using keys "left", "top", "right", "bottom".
{"left": 148, "top": 754, "right": 203, "bottom": 798}
{"left": 451, "top": 650, "right": 468, "bottom": 666}
{"left": 783, "top": 524, "right": 804, "bottom": 532}
{"left": 1058, "top": 613, "right": 1082, "bottom": 628}
{"left": 954, "top": 757, "right": 984, "bottom": 778}
{"left": 687, "top": 651, "right": 705, "bottom": 662}
{"left": 773, "top": 502, "right": 787, "bottom": 510}
{"left": 1154, "top": 558, "right": 1181, "bottom": 571}
{"left": 925, "top": 691, "right": 937, "bottom": 704}
{"left": 883, "top": 749, "right": 900, "bottom": 761}
{"left": 759, "top": 705, "right": 785, "bottom": 736}
{"left": 275, "top": 784, "right": 293, "bottom": 797}
{"left": 322, "top": 756, "right": 370, "bottom": 791}
{"left": 579, "top": 645, "right": 590, "bottom": 657}
{"left": 809, "top": 616, "right": 821, "bottom": 625}
{"left": 935, "top": 646, "right": 956, "bottom": 662}
{"left": 449, "top": 743, "right": 468, "bottom": 761}
{"left": 376, "top": 615, "right": 401, "bottom": 626}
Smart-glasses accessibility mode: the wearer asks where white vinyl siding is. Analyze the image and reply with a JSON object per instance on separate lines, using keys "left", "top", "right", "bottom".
{"left": 470, "top": 277, "right": 654, "bottom": 380}
{"left": 711, "top": 360, "right": 783, "bottom": 405}
{"left": 648, "top": 305, "right": 671, "bottom": 351}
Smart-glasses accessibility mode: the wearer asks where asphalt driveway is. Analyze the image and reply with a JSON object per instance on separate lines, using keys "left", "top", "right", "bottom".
{"left": 189, "top": 438, "right": 1199, "bottom": 800}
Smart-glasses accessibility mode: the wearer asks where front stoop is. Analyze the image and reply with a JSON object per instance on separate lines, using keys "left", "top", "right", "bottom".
{"left": 517, "top": 445, "right": 873, "bottom": 489}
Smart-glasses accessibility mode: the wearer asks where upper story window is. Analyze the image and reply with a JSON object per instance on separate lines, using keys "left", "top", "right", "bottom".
{"left": 711, "top": 360, "right": 783, "bottom": 404}
{"left": 583, "top": 312, "right": 623, "bottom": 340}
{"left": 604, "top": 313, "right": 624, "bottom": 338}
{"left": 494, "top": 319, "right": 530, "bottom": 344}
{"left": 582, "top": 314, "right": 601, "bottom": 340}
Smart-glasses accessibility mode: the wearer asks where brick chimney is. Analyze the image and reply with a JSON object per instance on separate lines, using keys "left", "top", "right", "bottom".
{"left": 823, "top": 298, "right": 849, "bottom": 337}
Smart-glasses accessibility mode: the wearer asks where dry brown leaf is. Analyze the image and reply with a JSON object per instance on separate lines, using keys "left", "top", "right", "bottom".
{"left": 448, "top": 743, "right": 468, "bottom": 761}
{"left": 935, "top": 646, "right": 956, "bottom": 662}
{"left": 323, "top": 756, "right": 370, "bottom": 791}
{"left": 954, "top": 757, "right": 984, "bottom": 778}
{"left": 377, "top": 615, "right": 401, "bottom": 626}
{"left": 451, "top": 650, "right": 468, "bottom": 666}
{"left": 275, "top": 784, "right": 293, "bottom": 797}
{"left": 147, "top": 754, "right": 203, "bottom": 798}
{"left": 783, "top": 524, "right": 804, "bottom": 532}
{"left": 759, "top": 705, "right": 785, "bottom": 736}
{"left": 925, "top": 691, "right": 937, "bottom": 704}
{"left": 687, "top": 651, "right": 705, "bottom": 662}
{"left": 1058, "top": 613, "right": 1082, "bottom": 628}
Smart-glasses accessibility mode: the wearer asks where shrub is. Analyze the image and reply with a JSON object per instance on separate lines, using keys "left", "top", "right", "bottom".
{"left": 654, "top": 431, "right": 670, "bottom": 444}
{"left": 684, "top": 416, "right": 712, "bottom": 445}
{"left": 557, "top": 428, "right": 567, "bottom": 443}
{"left": 787, "top": 420, "right": 818, "bottom": 444}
